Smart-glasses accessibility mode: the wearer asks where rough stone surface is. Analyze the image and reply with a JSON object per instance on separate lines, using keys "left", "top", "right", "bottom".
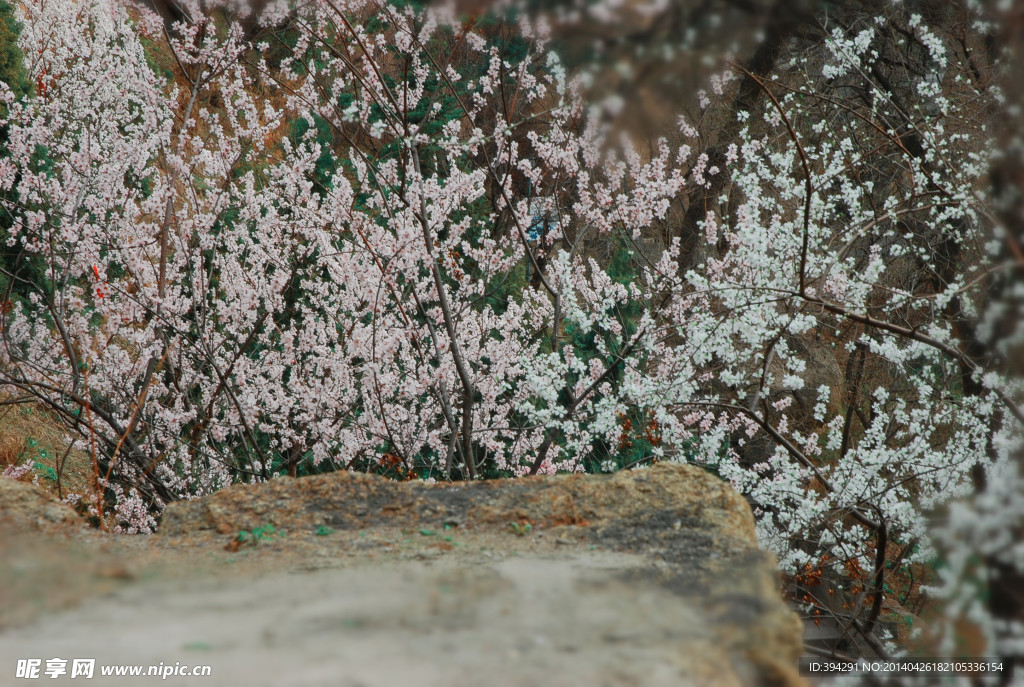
{"left": 2, "top": 465, "right": 806, "bottom": 686}
{"left": 161, "top": 462, "right": 753, "bottom": 539}
{"left": 0, "top": 476, "right": 84, "bottom": 532}
{"left": 159, "top": 464, "right": 805, "bottom": 686}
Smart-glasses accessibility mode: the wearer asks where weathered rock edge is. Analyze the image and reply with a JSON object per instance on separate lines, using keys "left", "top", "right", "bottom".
{"left": 0, "top": 477, "right": 84, "bottom": 532}
{"left": 161, "top": 463, "right": 746, "bottom": 538}
{"left": 162, "top": 463, "right": 806, "bottom": 686}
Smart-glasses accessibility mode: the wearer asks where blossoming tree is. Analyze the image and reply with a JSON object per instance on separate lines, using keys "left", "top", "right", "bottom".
{"left": 0, "top": 0, "right": 1021, "bottom": 662}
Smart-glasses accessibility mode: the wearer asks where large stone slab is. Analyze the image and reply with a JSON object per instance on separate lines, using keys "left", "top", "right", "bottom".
{"left": 158, "top": 464, "right": 805, "bottom": 686}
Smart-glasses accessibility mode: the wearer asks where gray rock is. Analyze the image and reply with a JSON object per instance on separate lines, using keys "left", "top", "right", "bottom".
{"left": 0, "top": 477, "right": 84, "bottom": 532}
{"left": 161, "top": 464, "right": 806, "bottom": 686}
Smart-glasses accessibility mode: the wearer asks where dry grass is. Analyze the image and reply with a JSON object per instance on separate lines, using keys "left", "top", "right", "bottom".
{"left": 0, "top": 391, "right": 97, "bottom": 511}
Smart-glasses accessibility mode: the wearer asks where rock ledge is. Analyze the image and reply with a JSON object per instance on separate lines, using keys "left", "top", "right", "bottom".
{"left": 162, "top": 464, "right": 805, "bottom": 686}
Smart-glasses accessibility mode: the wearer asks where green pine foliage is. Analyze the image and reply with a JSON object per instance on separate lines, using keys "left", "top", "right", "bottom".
{"left": 0, "top": 0, "right": 30, "bottom": 102}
